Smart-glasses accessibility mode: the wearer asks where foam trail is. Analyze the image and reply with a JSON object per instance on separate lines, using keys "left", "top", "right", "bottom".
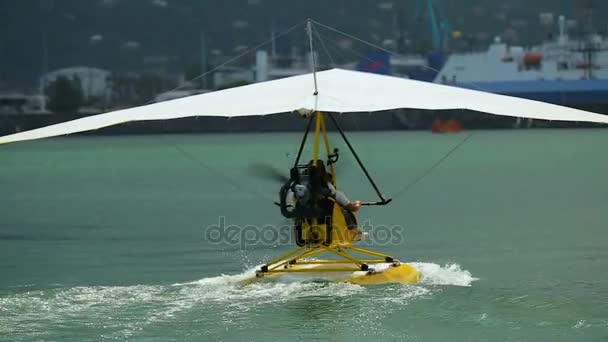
{"left": 173, "top": 266, "right": 258, "bottom": 287}
{"left": 410, "top": 262, "right": 478, "bottom": 287}
{"left": 177, "top": 262, "right": 478, "bottom": 288}
{"left": 0, "top": 263, "right": 476, "bottom": 340}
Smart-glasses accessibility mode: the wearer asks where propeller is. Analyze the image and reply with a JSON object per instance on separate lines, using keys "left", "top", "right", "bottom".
{"left": 249, "top": 148, "right": 352, "bottom": 184}
{"left": 249, "top": 162, "right": 290, "bottom": 184}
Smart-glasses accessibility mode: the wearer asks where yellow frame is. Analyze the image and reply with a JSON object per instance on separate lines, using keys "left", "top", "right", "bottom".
{"left": 255, "top": 112, "right": 400, "bottom": 279}
{"left": 260, "top": 244, "right": 398, "bottom": 275}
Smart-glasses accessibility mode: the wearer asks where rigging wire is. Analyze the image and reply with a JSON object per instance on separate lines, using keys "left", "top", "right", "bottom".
{"left": 144, "top": 20, "right": 306, "bottom": 106}
{"left": 392, "top": 133, "right": 473, "bottom": 199}
{"left": 315, "top": 30, "right": 390, "bottom": 72}
{"left": 311, "top": 19, "right": 443, "bottom": 74}
{"left": 167, "top": 137, "right": 275, "bottom": 202}
{"left": 313, "top": 24, "right": 336, "bottom": 67}
{"left": 311, "top": 19, "right": 489, "bottom": 93}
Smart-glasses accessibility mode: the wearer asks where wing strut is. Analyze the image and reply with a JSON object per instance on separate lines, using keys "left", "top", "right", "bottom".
{"left": 326, "top": 112, "right": 392, "bottom": 206}
{"left": 292, "top": 112, "right": 391, "bottom": 206}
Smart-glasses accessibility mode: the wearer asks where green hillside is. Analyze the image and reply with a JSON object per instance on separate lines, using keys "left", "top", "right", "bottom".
{"left": 1, "top": 0, "right": 606, "bottom": 89}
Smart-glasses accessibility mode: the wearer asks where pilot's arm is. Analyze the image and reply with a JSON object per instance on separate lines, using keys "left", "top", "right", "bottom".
{"left": 327, "top": 183, "right": 361, "bottom": 212}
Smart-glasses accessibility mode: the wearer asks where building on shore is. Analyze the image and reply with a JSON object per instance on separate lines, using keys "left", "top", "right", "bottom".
{"left": 0, "top": 94, "right": 49, "bottom": 115}
{"left": 41, "top": 66, "right": 112, "bottom": 101}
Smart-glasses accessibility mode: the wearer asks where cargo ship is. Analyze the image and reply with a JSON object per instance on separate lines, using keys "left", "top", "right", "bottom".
{"left": 434, "top": 16, "right": 608, "bottom": 109}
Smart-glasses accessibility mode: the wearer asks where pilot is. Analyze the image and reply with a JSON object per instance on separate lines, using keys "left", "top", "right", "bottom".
{"left": 284, "top": 160, "right": 361, "bottom": 228}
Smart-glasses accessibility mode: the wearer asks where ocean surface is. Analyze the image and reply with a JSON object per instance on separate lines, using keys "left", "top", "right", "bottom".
{"left": 1, "top": 130, "right": 607, "bottom": 341}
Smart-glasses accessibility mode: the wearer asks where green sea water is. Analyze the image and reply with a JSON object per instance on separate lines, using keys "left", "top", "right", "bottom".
{"left": 1, "top": 130, "right": 607, "bottom": 341}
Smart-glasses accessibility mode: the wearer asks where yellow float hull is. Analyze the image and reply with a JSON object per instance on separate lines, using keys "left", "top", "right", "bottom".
{"left": 241, "top": 262, "right": 420, "bottom": 286}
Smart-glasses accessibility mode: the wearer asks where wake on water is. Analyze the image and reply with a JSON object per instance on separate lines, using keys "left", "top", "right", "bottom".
{"left": 411, "top": 262, "right": 478, "bottom": 287}
{"left": 0, "top": 263, "right": 476, "bottom": 338}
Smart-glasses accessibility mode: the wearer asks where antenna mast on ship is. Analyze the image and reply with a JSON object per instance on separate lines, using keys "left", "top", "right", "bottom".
{"left": 572, "top": 0, "right": 606, "bottom": 79}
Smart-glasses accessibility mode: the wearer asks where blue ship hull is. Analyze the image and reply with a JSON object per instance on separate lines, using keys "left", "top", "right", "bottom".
{"left": 458, "top": 80, "right": 608, "bottom": 105}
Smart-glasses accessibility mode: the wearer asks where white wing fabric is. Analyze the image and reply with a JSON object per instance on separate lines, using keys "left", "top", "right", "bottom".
{"left": 1, "top": 68, "right": 607, "bottom": 145}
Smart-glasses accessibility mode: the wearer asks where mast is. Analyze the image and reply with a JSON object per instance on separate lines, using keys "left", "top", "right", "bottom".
{"left": 40, "top": 30, "right": 49, "bottom": 112}
{"left": 200, "top": 31, "right": 207, "bottom": 89}
{"left": 306, "top": 19, "right": 319, "bottom": 95}
{"left": 270, "top": 21, "right": 276, "bottom": 58}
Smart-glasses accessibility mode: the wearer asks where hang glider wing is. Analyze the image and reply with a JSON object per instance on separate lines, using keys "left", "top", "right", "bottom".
{"left": 1, "top": 69, "right": 606, "bottom": 145}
